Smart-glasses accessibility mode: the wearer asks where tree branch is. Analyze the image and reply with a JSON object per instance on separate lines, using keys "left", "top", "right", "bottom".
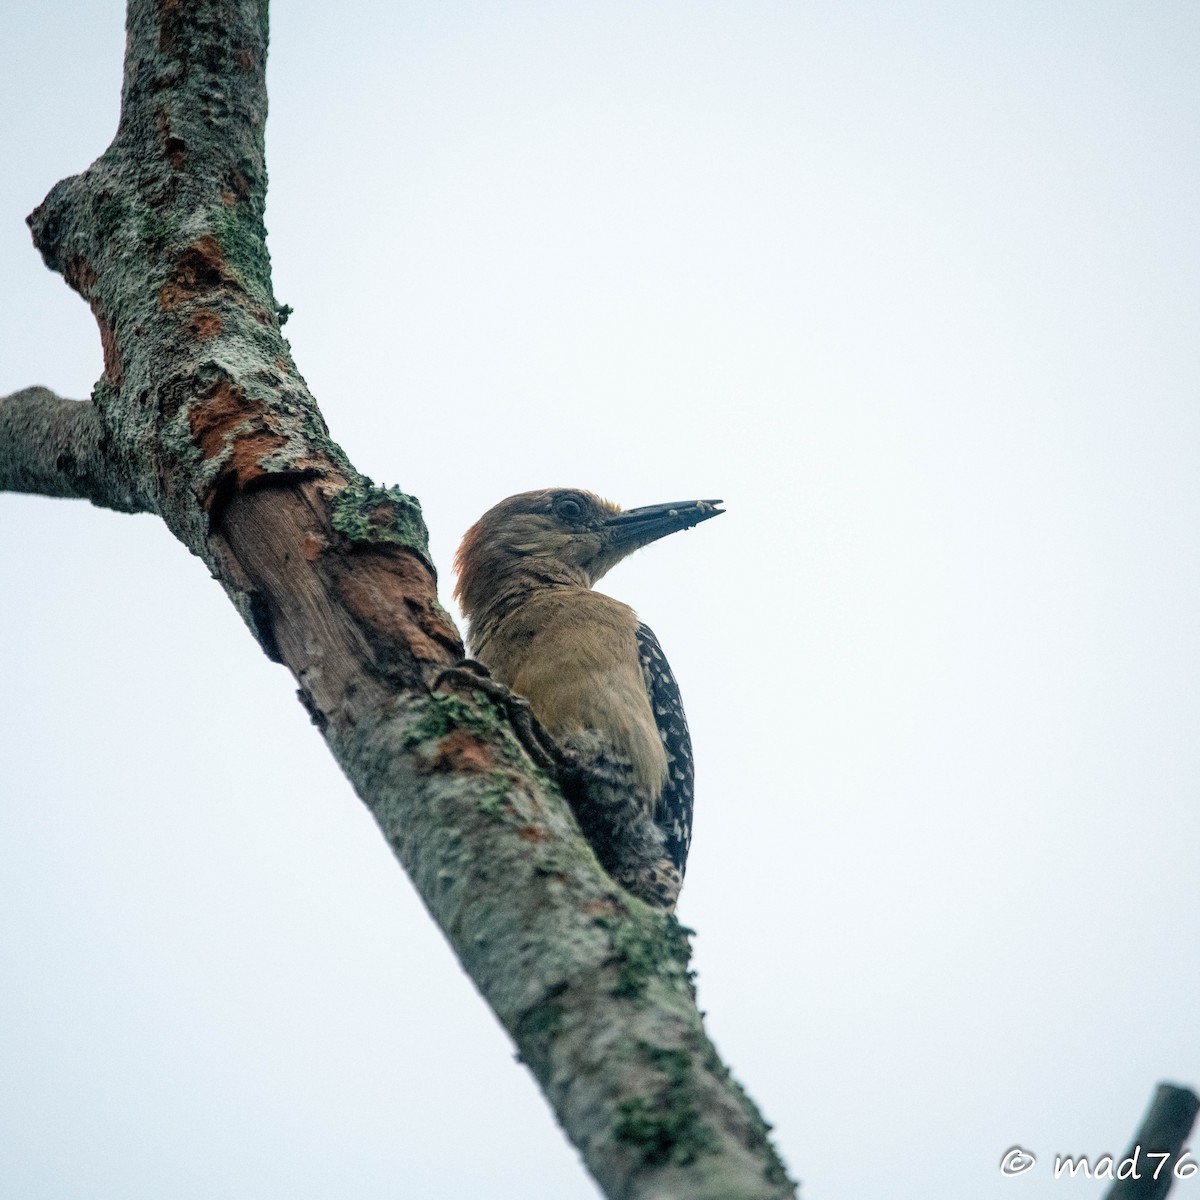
{"left": 0, "top": 386, "right": 151, "bottom": 512}
{"left": 1106, "top": 1083, "right": 1200, "bottom": 1200}
{"left": 2, "top": 2, "right": 796, "bottom": 1196}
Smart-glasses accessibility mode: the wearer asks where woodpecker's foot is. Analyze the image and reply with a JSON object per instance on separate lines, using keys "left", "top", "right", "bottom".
{"left": 432, "top": 657, "right": 493, "bottom": 684}
{"left": 433, "top": 661, "right": 570, "bottom": 778}
{"left": 615, "top": 858, "right": 682, "bottom": 911}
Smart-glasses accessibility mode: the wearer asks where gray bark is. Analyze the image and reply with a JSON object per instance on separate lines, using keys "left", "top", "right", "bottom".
{"left": 1, "top": 2, "right": 796, "bottom": 1196}
{"left": 0, "top": 386, "right": 149, "bottom": 511}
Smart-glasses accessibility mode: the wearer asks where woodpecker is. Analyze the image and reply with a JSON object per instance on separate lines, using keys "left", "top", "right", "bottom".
{"left": 453, "top": 488, "right": 723, "bottom": 909}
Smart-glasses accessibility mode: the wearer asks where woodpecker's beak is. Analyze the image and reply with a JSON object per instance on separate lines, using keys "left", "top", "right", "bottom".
{"left": 604, "top": 498, "right": 725, "bottom": 552}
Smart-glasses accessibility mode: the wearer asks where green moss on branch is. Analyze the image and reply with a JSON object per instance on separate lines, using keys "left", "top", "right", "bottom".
{"left": 615, "top": 1042, "right": 718, "bottom": 1167}
{"left": 612, "top": 913, "right": 696, "bottom": 1003}
{"left": 332, "top": 479, "right": 430, "bottom": 556}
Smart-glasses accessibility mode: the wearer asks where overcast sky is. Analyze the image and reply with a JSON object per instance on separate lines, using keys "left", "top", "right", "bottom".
{"left": 3, "top": 3, "right": 1199, "bottom": 1197}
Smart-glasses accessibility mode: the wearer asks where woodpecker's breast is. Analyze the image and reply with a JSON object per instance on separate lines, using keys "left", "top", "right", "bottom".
{"left": 473, "top": 588, "right": 668, "bottom": 799}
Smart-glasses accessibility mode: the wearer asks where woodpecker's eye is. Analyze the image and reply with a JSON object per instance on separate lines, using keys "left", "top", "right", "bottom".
{"left": 554, "top": 495, "right": 586, "bottom": 523}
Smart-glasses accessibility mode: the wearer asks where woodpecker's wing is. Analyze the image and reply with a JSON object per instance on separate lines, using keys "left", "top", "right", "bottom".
{"left": 636, "top": 622, "right": 694, "bottom": 876}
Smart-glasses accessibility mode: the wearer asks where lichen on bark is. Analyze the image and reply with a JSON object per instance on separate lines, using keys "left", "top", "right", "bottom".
{"left": 331, "top": 479, "right": 431, "bottom": 560}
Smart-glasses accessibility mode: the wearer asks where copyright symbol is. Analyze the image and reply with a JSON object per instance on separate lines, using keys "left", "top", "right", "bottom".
{"left": 1000, "top": 1146, "right": 1036, "bottom": 1176}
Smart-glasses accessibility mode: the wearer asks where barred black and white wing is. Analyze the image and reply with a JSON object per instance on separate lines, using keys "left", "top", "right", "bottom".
{"left": 636, "top": 622, "right": 695, "bottom": 876}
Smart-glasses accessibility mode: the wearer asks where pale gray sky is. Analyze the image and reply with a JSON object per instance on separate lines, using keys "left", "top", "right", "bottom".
{"left": 2, "top": 3, "right": 1199, "bottom": 1197}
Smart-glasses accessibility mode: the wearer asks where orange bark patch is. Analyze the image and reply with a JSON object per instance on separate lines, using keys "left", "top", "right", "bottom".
{"left": 336, "top": 553, "right": 465, "bottom": 664}
{"left": 190, "top": 308, "right": 222, "bottom": 340}
{"left": 187, "top": 380, "right": 287, "bottom": 496}
{"left": 292, "top": 455, "right": 346, "bottom": 482}
{"left": 63, "top": 256, "right": 98, "bottom": 298}
{"left": 159, "top": 236, "right": 237, "bottom": 310}
{"left": 98, "top": 315, "right": 124, "bottom": 387}
{"left": 430, "top": 728, "right": 496, "bottom": 774}
{"left": 407, "top": 594, "right": 464, "bottom": 660}
{"left": 155, "top": 109, "right": 186, "bottom": 169}
{"left": 188, "top": 381, "right": 255, "bottom": 461}
{"left": 237, "top": 47, "right": 254, "bottom": 71}
{"left": 517, "top": 825, "right": 552, "bottom": 843}
{"left": 225, "top": 167, "right": 250, "bottom": 201}
{"left": 303, "top": 534, "right": 325, "bottom": 561}
{"left": 224, "top": 431, "right": 289, "bottom": 484}
{"left": 60, "top": 258, "right": 122, "bottom": 385}
{"left": 158, "top": 0, "right": 180, "bottom": 52}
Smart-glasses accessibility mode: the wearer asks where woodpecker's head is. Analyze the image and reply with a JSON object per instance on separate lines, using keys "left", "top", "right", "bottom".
{"left": 454, "top": 488, "right": 724, "bottom": 624}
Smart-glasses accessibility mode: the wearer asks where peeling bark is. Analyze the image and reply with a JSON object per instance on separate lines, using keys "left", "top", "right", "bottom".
{"left": 1, "top": 2, "right": 797, "bottom": 1196}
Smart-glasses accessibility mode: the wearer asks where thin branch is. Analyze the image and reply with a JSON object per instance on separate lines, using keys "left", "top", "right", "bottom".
{"left": 0, "top": 386, "right": 150, "bottom": 512}
{"left": 1105, "top": 1083, "right": 1200, "bottom": 1200}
